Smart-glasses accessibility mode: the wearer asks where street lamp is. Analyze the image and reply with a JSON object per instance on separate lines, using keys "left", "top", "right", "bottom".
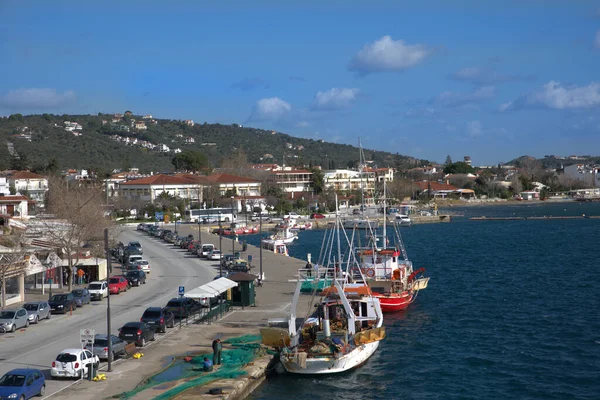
{"left": 103, "top": 228, "right": 113, "bottom": 372}
{"left": 218, "top": 212, "right": 223, "bottom": 277}
{"left": 259, "top": 212, "right": 263, "bottom": 285}
{"left": 231, "top": 196, "right": 235, "bottom": 256}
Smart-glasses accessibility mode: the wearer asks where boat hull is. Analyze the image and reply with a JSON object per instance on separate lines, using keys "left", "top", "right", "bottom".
{"left": 375, "top": 292, "right": 414, "bottom": 312}
{"left": 281, "top": 340, "right": 380, "bottom": 374}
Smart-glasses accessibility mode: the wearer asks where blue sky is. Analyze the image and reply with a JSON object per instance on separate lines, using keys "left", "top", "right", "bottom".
{"left": 1, "top": 1, "right": 599, "bottom": 165}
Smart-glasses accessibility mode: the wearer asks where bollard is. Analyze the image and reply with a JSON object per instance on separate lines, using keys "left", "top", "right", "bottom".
{"left": 70, "top": 304, "right": 73, "bottom": 316}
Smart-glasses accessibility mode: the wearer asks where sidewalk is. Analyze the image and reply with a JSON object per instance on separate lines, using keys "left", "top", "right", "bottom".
{"left": 51, "top": 227, "right": 310, "bottom": 399}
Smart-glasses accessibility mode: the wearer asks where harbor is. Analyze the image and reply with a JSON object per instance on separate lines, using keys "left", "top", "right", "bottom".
{"left": 53, "top": 201, "right": 600, "bottom": 400}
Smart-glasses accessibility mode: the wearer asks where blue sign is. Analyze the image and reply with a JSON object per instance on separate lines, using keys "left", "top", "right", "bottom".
{"left": 155, "top": 212, "right": 164, "bottom": 221}
{"left": 247, "top": 255, "right": 253, "bottom": 263}
{"left": 178, "top": 286, "right": 185, "bottom": 296}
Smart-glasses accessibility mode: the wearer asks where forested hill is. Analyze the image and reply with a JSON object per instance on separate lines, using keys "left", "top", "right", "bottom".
{"left": 0, "top": 113, "right": 426, "bottom": 175}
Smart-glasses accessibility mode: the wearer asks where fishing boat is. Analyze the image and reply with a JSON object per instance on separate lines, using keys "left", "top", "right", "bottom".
{"left": 355, "top": 190, "right": 428, "bottom": 312}
{"left": 268, "top": 223, "right": 298, "bottom": 244}
{"left": 261, "top": 237, "right": 289, "bottom": 256}
{"left": 261, "top": 201, "right": 385, "bottom": 374}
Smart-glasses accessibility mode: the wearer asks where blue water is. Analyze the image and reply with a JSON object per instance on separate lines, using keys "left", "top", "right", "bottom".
{"left": 247, "top": 202, "right": 600, "bottom": 400}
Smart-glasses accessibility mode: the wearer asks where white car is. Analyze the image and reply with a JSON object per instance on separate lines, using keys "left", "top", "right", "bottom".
{"left": 200, "top": 244, "right": 215, "bottom": 258}
{"left": 135, "top": 260, "right": 150, "bottom": 274}
{"left": 88, "top": 281, "right": 108, "bottom": 301}
{"left": 51, "top": 348, "right": 99, "bottom": 379}
{"left": 208, "top": 250, "right": 223, "bottom": 260}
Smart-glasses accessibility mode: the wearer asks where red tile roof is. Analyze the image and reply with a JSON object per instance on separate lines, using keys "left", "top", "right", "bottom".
{"left": 1, "top": 170, "right": 46, "bottom": 179}
{"left": 0, "top": 195, "right": 29, "bottom": 202}
{"left": 204, "top": 173, "right": 260, "bottom": 184}
{"left": 414, "top": 181, "right": 458, "bottom": 191}
{"left": 119, "top": 174, "right": 203, "bottom": 186}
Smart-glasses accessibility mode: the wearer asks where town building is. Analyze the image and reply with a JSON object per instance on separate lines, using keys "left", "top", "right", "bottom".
{"left": 563, "top": 164, "right": 600, "bottom": 187}
{"left": 0, "top": 171, "right": 49, "bottom": 208}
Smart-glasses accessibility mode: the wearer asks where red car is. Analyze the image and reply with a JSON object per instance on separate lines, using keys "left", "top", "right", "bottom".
{"left": 108, "top": 276, "right": 129, "bottom": 294}
{"left": 311, "top": 213, "right": 326, "bottom": 219}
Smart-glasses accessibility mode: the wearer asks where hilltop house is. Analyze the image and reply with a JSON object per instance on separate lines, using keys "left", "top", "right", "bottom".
{"left": 0, "top": 171, "right": 48, "bottom": 208}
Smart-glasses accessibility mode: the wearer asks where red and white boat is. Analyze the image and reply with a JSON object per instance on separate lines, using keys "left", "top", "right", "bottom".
{"left": 353, "top": 191, "right": 429, "bottom": 312}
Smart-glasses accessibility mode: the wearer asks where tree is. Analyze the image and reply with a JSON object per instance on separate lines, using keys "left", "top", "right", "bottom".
{"left": 44, "top": 177, "right": 114, "bottom": 292}
{"left": 445, "top": 155, "right": 453, "bottom": 166}
{"left": 443, "top": 162, "right": 475, "bottom": 175}
{"left": 309, "top": 167, "right": 324, "bottom": 195}
{"left": 172, "top": 151, "right": 210, "bottom": 173}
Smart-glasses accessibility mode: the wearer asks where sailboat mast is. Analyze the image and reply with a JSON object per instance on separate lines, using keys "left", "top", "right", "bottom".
{"left": 335, "top": 194, "right": 342, "bottom": 281}
{"left": 383, "top": 179, "right": 387, "bottom": 243}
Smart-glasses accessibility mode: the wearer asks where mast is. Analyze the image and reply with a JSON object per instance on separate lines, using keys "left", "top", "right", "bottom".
{"left": 382, "top": 178, "right": 387, "bottom": 244}
{"left": 335, "top": 194, "right": 342, "bottom": 283}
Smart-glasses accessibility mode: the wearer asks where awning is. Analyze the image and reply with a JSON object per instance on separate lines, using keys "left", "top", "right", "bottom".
{"left": 186, "top": 277, "right": 238, "bottom": 299}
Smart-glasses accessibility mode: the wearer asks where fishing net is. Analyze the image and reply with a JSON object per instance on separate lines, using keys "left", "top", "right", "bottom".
{"left": 116, "top": 334, "right": 266, "bottom": 399}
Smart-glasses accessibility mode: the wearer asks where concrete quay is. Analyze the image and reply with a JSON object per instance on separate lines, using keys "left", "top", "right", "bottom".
{"left": 52, "top": 225, "right": 311, "bottom": 400}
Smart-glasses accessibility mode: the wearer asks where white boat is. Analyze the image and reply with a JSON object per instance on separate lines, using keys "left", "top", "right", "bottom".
{"left": 268, "top": 224, "right": 298, "bottom": 244}
{"left": 261, "top": 200, "right": 385, "bottom": 374}
{"left": 342, "top": 218, "right": 379, "bottom": 230}
{"left": 395, "top": 214, "right": 412, "bottom": 227}
{"left": 261, "top": 238, "right": 289, "bottom": 256}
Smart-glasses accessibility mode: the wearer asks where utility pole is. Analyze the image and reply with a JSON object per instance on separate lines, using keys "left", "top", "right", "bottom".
{"left": 103, "top": 228, "right": 113, "bottom": 372}
{"left": 219, "top": 212, "right": 222, "bottom": 277}
{"left": 259, "top": 212, "right": 263, "bottom": 284}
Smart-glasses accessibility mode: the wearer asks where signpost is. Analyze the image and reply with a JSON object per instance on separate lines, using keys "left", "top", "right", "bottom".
{"left": 248, "top": 254, "right": 253, "bottom": 268}
{"left": 80, "top": 328, "right": 95, "bottom": 345}
{"left": 80, "top": 328, "right": 95, "bottom": 380}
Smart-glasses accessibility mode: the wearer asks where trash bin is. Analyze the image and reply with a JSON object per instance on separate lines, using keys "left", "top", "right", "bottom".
{"left": 87, "top": 364, "right": 96, "bottom": 381}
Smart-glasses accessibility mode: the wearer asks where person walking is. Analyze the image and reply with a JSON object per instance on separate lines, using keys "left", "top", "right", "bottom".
{"left": 77, "top": 268, "right": 85, "bottom": 285}
{"left": 212, "top": 338, "right": 222, "bottom": 365}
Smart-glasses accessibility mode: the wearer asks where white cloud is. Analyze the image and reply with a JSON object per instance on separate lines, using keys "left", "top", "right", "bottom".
{"left": 1, "top": 88, "right": 76, "bottom": 109}
{"left": 433, "top": 86, "right": 495, "bottom": 108}
{"left": 595, "top": 30, "right": 600, "bottom": 49}
{"left": 501, "top": 81, "right": 600, "bottom": 111}
{"left": 467, "top": 120, "right": 483, "bottom": 137}
{"left": 312, "top": 88, "right": 359, "bottom": 111}
{"left": 348, "top": 36, "right": 433, "bottom": 75}
{"left": 251, "top": 97, "right": 291, "bottom": 120}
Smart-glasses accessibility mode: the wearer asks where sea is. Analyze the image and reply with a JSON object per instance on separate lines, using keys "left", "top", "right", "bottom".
{"left": 243, "top": 201, "right": 600, "bottom": 400}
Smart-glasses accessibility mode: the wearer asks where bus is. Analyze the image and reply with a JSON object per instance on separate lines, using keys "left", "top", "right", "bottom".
{"left": 185, "top": 208, "right": 236, "bottom": 224}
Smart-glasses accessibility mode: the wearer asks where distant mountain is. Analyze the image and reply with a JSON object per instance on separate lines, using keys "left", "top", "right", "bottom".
{"left": 0, "top": 113, "right": 427, "bottom": 174}
{"left": 505, "top": 155, "right": 600, "bottom": 170}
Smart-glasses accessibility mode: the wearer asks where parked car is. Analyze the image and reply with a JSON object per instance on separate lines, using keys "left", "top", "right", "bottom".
{"left": 164, "top": 297, "right": 201, "bottom": 318}
{"left": 221, "top": 254, "right": 235, "bottom": 268}
{"left": 125, "top": 270, "right": 147, "bottom": 286}
{"left": 0, "top": 308, "right": 29, "bottom": 333}
{"left": 50, "top": 349, "right": 99, "bottom": 379}
{"left": 71, "top": 289, "right": 91, "bottom": 307}
{"left": 88, "top": 281, "right": 108, "bottom": 301}
{"left": 85, "top": 334, "right": 127, "bottom": 360}
{"left": 0, "top": 368, "right": 45, "bottom": 399}
{"left": 208, "top": 250, "right": 223, "bottom": 261}
{"left": 118, "top": 322, "right": 156, "bottom": 347}
{"left": 352, "top": 208, "right": 361, "bottom": 215}
{"left": 126, "top": 255, "right": 143, "bottom": 267}
{"left": 199, "top": 244, "right": 215, "bottom": 258}
{"left": 310, "top": 213, "right": 326, "bottom": 219}
{"left": 23, "top": 301, "right": 51, "bottom": 324}
{"left": 140, "top": 307, "right": 175, "bottom": 333}
{"left": 229, "top": 258, "right": 249, "bottom": 272}
{"left": 132, "top": 260, "right": 150, "bottom": 274}
{"left": 48, "top": 293, "right": 77, "bottom": 314}
{"left": 108, "top": 276, "right": 129, "bottom": 295}
{"left": 128, "top": 241, "right": 143, "bottom": 254}
{"left": 284, "top": 212, "right": 300, "bottom": 219}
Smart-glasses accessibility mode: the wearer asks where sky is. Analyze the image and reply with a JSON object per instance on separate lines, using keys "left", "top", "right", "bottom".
{"left": 1, "top": 0, "right": 599, "bottom": 166}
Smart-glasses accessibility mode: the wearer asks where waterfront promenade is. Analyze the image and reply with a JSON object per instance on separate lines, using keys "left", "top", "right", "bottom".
{"left": 53, "top": 224, "right": 310, "bottom": 400}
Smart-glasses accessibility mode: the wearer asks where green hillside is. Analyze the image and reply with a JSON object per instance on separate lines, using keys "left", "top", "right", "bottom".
{"left": 0, "top": 113, "right": 426, "bottom": 174}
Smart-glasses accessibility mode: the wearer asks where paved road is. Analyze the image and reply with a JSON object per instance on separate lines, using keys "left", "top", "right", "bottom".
{"left": 0, "top": 227, "right": 219, "bottom": 398}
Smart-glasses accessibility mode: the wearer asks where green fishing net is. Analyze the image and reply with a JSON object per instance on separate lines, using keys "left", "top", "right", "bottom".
{"left": 116, "top": 335, "right": 265, "bottom": 399}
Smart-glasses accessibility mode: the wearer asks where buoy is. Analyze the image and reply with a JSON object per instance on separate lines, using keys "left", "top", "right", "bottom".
{"left": 184, "top": 356, "right": 193, "bottom": 362}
